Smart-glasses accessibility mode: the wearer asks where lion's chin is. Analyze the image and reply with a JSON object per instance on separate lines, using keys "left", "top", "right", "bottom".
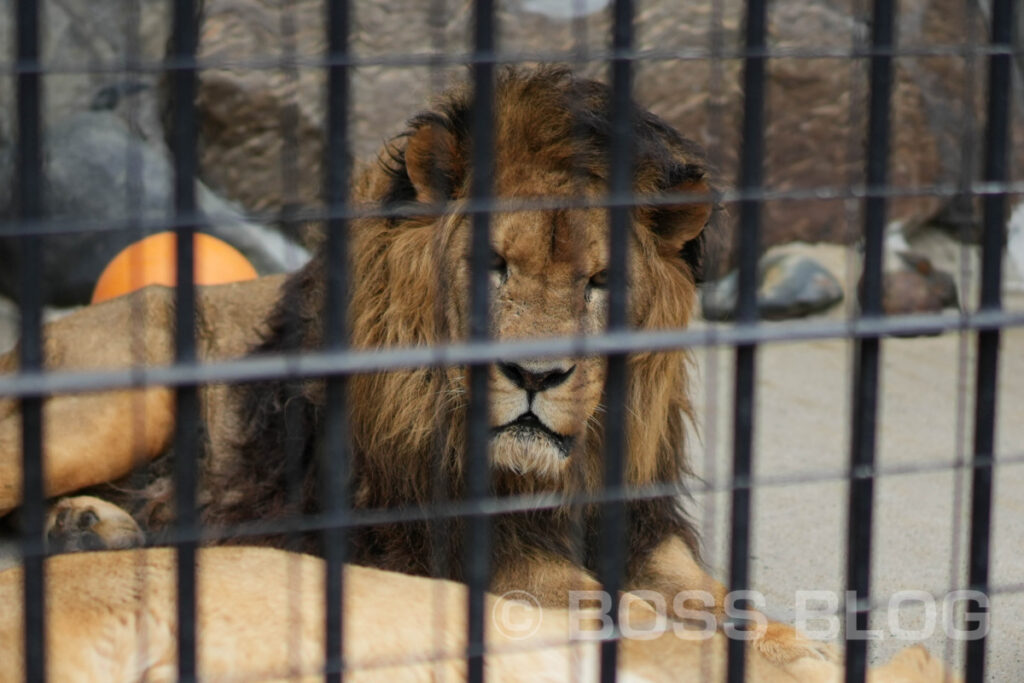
{"left": 489, "top": 430, "right": 572, "bottom": 479}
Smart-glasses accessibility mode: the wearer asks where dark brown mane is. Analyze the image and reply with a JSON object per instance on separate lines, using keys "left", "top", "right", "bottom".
{"left": 202, "top": 66, "right": 710, "bottom": 578}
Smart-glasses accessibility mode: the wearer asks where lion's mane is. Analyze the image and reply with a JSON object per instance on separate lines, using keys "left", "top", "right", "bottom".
{"left": 205, "top": 67, "right": 712, "bottom": 579}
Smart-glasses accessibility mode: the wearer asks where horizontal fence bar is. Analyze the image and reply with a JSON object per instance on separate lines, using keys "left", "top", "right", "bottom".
{"left": 1, "top": 309, "right": 1021, "bottom": 398}
{"left": 112, "top": 447, "right": 1024, "bottom": 549}
{"left": 1, "top": 42, "right": 1018, "bottom": 77}
{"left": 6, "top": 178, "right": 1024, "bottom": 239}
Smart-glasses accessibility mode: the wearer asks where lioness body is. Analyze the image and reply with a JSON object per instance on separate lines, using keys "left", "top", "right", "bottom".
{"left": 0, "top": 275, "right": 284, "bottom": 519}
{"left": 0, "top": 548, "right": 952, "bottom": 683}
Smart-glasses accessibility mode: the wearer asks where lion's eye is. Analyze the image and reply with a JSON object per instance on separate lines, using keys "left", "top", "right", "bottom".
{"left": 491, "top": 251, "right": 507, "bottom": 274}
{"left": 589, "top": 269, "right": 608, "bottom": 289}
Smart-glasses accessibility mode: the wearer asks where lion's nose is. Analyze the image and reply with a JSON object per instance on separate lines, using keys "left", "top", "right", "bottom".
{"left": 498, "top": 362, "right": 576, "bottom": 393}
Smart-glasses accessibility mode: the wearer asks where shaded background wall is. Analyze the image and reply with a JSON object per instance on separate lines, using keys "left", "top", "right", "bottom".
{"left": 0, "top": 0, "right": 1021, "bottom": 304}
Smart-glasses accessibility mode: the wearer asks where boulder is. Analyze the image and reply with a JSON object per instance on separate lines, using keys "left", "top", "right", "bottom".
{"left": 192, "top": 0, "right": 1024, "bottom": 263}
{"left": 701, "top": 250, "right": 844, "bottom": 321}
{"left": 0, "top": 111, "right": 308, "bottom": 306}
{"left": 0, "top": 0, "right": 171, "bottom": 151}
{"left": 879, "top": 252, "right": 959, "bottom": 315}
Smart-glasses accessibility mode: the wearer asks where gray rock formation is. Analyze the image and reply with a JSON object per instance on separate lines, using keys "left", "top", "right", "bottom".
{"left": 191, "top": 0, "right": 1024, "bottom": 264}
{"left": 0, "top": 0, "right": 171, "bottom": 150}
{"left": 0, "top": 111, "right": 308, "bottom": 305}
{"left": 701, "top": 251, "right": 844, "bottom": 321}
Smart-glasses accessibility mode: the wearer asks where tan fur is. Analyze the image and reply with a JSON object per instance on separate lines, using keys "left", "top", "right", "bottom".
{"left": 0, "top": 275, "right": 287, "bottom": 517}
{"left": 44, "top": 496, "right": 144, "bottom": 552}
{"left": 0, "top": 69, "right": 908, "bottom": 669}
{"left": 341, "top": 77, "right": 709, "bottom": 490}
{"left": 0, "top": 68, "right": 812, "bottom": 664}
{"left": 0, "top": 548, "right": 955, "bottom": 683}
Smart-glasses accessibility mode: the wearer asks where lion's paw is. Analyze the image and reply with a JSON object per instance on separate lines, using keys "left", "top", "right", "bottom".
{"left": 45, "top": 496, "right": 143, "bottom": 553}
{"left": 753, "top": 621, "right": 839, "bottom": 665}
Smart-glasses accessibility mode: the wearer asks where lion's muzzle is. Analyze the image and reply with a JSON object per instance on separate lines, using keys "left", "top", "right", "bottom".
{"left": 493, "top": 411, "right": 574, "bottom": 456}
{"left": 497, "top": 361, "right": 576, "bottom": 394}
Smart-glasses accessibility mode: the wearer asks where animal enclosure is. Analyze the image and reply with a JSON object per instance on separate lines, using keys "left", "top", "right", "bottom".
{"left": 1, "top": 0, "right": 1022, "bottom": 682}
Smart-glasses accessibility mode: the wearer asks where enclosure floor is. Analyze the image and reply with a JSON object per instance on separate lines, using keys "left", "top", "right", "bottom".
{"left": 690, "top": 296, "right": 1024, "bottom": 682}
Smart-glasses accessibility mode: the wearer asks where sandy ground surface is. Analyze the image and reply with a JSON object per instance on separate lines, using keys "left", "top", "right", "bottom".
{"left": 0, "top": 240, "right": 1021, "bottom": 679}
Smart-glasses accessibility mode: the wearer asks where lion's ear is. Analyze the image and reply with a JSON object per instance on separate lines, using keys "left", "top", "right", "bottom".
{"left": 650, "top": 163, "right": 712, "bottom": 252}
{"left": 404, "top": 119, "right": 467, "bottom": 203}
{"left": 649, "top": 163, "right": 713, "bottom": 281}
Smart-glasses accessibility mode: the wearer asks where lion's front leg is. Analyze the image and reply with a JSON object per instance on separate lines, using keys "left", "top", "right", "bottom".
{"left": 490, "top": 549, "right": 603, "bottom": 606}
{"left": 489, "top": 550, "right": 663, "bottom": 630}
{"left": 628, "top": 535, "right": 838, "bottom": 665}
{"left": 0, "top": 386, "right": 176, "bottom": 516}
{"left": 0, "top": 286, "right": 178, "bottom": 515}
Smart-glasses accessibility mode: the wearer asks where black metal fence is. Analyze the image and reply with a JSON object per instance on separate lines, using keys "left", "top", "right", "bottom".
{"left": 3, "top": 0, "right": 1022, "bottom": 682}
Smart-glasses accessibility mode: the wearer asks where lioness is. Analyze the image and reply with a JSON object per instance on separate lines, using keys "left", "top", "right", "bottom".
{"left": 3, "top": 67, "right": 813, "bottom": 662}
{"left": 0, "top": 547, "right": 953, "bottom": 682}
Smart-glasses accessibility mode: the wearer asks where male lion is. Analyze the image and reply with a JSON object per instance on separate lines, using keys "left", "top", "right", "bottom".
{"left": 1, "top": 67, "right": 819, "bottom": 662}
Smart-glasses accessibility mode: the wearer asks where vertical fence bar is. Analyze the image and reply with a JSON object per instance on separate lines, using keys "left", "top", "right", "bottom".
{"left": 845, "top": 1, "right": 894, "bottom": 681}
{"left": 598, "top": 1, "right": 634, "bottom": 681}
{"left": 943, "top": 0, "right": 982, "bottom": 671}
{"left": 14, "top": 1, "right": 45, "bottom": 681}
{"left": 965, "top": 1, "right": 1014, "bottom": 680}
{"left": 170, "top": 0, "right": 200, "bottom": 679}
{"left": 702, "top": 0, "right": 727, "bottom": 679}
{"left": 727, "top": 1, "right": 766, "bottom": 681}
{"left": 279, "top": 0, "right": 304, "bottom": 554}
{"left": 323, "top": 1, "right": 352, "bottom": 680}
{"left": 465, "top": 2, "right": 495, "bottom": 681}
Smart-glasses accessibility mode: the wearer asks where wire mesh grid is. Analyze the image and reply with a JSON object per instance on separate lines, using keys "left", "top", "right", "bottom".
{"left": 0, "top": 0, "right": 1021, "bottom": 682}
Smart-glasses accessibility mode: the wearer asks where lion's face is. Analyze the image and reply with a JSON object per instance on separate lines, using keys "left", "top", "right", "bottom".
{"left": 442, "top": 190, "right": 612, "bottom": 476}
{"left": 438, "top": 168, "right": 690, "bottom": 478}
{"left": 486, "top": 203, "right": 608, "bottom": 475}
{"left": 359, "top": 68, "right": 713, "bottom": 483}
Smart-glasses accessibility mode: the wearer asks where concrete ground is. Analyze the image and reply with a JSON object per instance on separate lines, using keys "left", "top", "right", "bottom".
{"left": 687, "top": 242, "right": 1024, "bottom": 680}
{"left": 0, "top": 241, "right": 1021, "bottom": 680}
{"left": 688, "top": 324, "right": 1024, "bottom": 680}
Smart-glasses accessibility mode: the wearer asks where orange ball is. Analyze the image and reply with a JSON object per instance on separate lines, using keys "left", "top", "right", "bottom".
{"left": 91, "top": 231, "right": 258, "bottom": 304}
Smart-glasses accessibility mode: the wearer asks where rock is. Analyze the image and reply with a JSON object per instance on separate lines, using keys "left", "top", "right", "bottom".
{"left": 0, "top": 0, "right": 172, "bottom": 152}
{"left": 878, "top": 252, "right": 959, "bottom": 315}
{"left": 193, "top": 0, "right": 465, "bottom": 218}
{"left": 759, "top": 253, "right": 846, "bottom": 319}
{"left": 0, "top": 111, "right": 308, "bottom": 306}
{"left": 701, "top": 251, "right": 844, "bottom": 321}
{"left": 190, "top": 0, "right": 1024, "bottom": 263}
